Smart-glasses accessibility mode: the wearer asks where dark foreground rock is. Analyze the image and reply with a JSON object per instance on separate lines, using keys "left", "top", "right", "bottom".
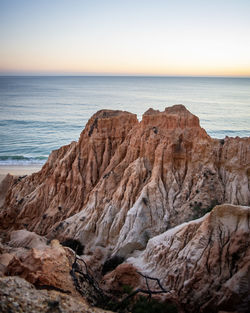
{"left": 0, "top": 276, "right": 112, "bottom": 313}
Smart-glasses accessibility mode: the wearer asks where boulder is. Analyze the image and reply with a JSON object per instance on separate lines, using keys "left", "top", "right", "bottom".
{"left": 5, "top": 239, "right": 76, "bottom": 295}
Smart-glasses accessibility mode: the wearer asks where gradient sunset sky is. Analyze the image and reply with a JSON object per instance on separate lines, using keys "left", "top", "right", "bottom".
{"left": 1, "top": 0, "right": 250, "bottom": 76}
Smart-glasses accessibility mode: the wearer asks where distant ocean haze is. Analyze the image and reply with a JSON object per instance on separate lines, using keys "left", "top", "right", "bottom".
{"left": 0, "top": 76, "right": 249, "bottom": 165}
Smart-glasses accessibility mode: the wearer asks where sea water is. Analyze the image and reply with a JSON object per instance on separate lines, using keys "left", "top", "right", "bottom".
{"left": 0, "top": 76, "right": 249, "bottom": 165}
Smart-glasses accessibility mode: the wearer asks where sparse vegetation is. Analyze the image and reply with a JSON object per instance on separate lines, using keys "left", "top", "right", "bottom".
{"left": 105, "top": 294, "right": 178, "bottom": 313}
{"left": 132, "top": 296, "right": 177, "bottom": 313}
{"left": 61, "top": 239, "right": 84, "bottom": 255}
{"left": 193, "top": 199, "right": 219, "bottom": 219}
{"left": 71, "top": 254, "right": 177, "bottom": 313}
{"left": 104, "top": 289, "right": 178, "bottom": 313}
{"left": 122, "top": 284, "right": 133, "bottom": 295}
{"left": 102, "top": 255, "right": 125, "bottom": 275}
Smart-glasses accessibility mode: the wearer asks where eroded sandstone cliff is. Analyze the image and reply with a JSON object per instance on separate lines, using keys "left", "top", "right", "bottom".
{"left": 0, "top": 105, "right": 249, "bottom": 258}
{"left": 127, "top": 204, "right": 250, "bottom": 312}
{"left": 0, "top": 105, "right": 249, "bottom": 312}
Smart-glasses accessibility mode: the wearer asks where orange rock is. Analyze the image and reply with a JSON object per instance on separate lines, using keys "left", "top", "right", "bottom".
{"left": 101, "top": 263, "right": 140, "bottom": 295}
{"left": 5, "top": 239, "right": 77, "bottom": 295}
{"left": 0, "top": 105, "right": 249, "bottom": 257}
{"left": 0, "top": 110, "right": 137, "bottom": 235}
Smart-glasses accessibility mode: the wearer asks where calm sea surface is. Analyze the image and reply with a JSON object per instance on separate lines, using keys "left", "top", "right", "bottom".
{"left": 0, "top": 76, "right": 249, "bottom": 165}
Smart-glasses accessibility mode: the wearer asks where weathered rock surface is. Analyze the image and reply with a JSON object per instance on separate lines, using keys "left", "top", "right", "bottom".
{"left": 0, "top": 230, "right": 48, "bottom": 276}
{"left": 101, "top": 263, "right": 141, "bottom": 295}
{"left": 0, "top": 233, "right": 115, "bottom": 311}
{"left": 0, "top": 253, "right": 13, "bottom": 276}
{"left": 0, "top": 174, "right": 15, "bottom": 207}
{"left": 128, "top": 204, "right": 250, "bottom": 312}
{"left": 0, "top": 105, "right": 249, "bottom": 257}
{"left": 0, "top": 105, "right": 249, "bottom": 312}
{"left": 5, "top": 239, "right": 77, "bottom": 295}
{"left": 0, "top": 276, "right": 112, "bottom": 313}
{"left": 8, "top": 229, "right": 48, "bottom": 249}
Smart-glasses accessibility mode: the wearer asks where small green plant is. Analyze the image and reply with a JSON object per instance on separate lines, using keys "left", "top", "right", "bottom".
{"left": 122, "top": 284, "right": 133, "bottom": 295}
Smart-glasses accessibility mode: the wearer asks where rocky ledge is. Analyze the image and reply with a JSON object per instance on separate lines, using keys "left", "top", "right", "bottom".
{"left": 0, "top": 105, "right": 249, "bottom": 312}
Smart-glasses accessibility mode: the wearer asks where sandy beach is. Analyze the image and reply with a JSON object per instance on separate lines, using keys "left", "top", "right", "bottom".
{"left": 0, "top": 165, "right": 42, "bottom": 184}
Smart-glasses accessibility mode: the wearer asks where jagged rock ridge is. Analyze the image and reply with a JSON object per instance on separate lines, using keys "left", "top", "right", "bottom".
{"left": 0, "top": 105, "right": 249, "bottom": 257}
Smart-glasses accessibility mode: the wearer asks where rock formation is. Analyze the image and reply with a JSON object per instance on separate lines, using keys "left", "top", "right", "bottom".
{"left": 5, "top": 239, "right": 77, "bottom": 295}
{"left": 101, "top": 263, "right": 141, "bottom": 295}
{"left": 128, "top": 204, "right": 250, "bottom": 312}
{"left": 0, "top": 276, "right": 112, "bottom": 313}
{"left": 0, "top": 105, "right": 249, "bottom": 312}
{"left": 0, "top": 232, "right": 113, "bottom": 312}
{"left": 0, "top": 105, "right": 249, "bottom": 258}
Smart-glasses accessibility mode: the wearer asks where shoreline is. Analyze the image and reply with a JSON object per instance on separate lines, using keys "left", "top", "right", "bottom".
{"left": 0, "top": 165, "right": 42, "bottom": 184}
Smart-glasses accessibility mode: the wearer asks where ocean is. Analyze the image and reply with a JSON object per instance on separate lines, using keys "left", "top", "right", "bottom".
{"left": 0, "top": 76, "right": 249, "bottom": 166}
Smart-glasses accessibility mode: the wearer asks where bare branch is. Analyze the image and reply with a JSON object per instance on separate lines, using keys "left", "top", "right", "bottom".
{"left": 70, "top": 253, "right": 172, "bottom": 310}
{"left": 137, "top": 271, "right": 169, "bottom": 293}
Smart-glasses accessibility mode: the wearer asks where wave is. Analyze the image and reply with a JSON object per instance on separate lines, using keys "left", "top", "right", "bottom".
{"left": 0, "top": 155, "right": 48, "bottom": 166}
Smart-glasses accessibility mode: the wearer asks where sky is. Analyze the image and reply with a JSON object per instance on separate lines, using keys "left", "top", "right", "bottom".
{"left": 0, "top": 0, "right": 250, "bottom": 76}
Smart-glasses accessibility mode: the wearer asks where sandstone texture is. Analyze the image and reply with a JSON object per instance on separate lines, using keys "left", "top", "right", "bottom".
{"left": 5, "top": 239, "right": 77, "bottom": 294}
{"left": 0, "top": 105, "right": 249, "bottom": 312}
{"left": 0, "top": 173, "right": 15, "bottom": 207}
{"left": 101, "top": 263, "right": 141, "bottom": 295}
{"left": 0, "top": 276, "right": 112, "bottom": 313}
{"left": 8, "top": 229, "right": 48, "bottom": 249}
{"left": 129, "top": 204, "right": 250, "bottom": 312}
{"left": 1, "top": 105, "right": 249, "bottom": 257}
{"left": 0, "top": 234, "right": 114, "bottom": 312}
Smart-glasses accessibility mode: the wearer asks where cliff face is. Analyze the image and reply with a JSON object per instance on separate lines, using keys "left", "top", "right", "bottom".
{"left": 0, "top": 105, "right": 249, "bottom": 257}
{"left": 0, "top": 110, "right": 138, "bottom": 234}
{"left": 128, "top": 204, "right": 250, "bottom": 312}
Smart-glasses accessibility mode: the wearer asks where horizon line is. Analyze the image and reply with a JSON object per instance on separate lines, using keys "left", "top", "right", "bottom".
{"left": 0, "top": 74, "right": 250, "bottom": 79}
